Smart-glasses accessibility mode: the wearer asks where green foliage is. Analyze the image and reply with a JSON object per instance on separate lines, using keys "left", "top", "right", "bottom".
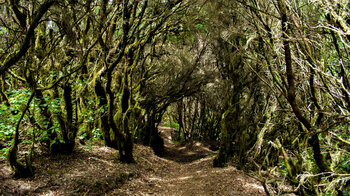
{"left": 83, "top": 143, "right": 93, "bottom": 153}
{"left": 0, "top": 104, "right": 16, "bottom": 139}
{"left": 0, "top": 147, "right": 9, "bottom": 160}
{"left": 50, "top": 135, "right": 65, "bottom": 147}
{"left": 0, "top": 87, "right": 72, "bottom": 157}
{"left": 0, "top": 89, "right": 31, "bottom": 159}
{"left": 163, "top": 121, "right": 179, "bottom": 129}
{"left": 0, "top": 27, "right": 7, "bottom": 36}
{"left": 195, "top": 23, "right": 206, "bottom": 33}
{"left": 79, "top": 127, "right": 102, "bottom": 142}
{"left": 48, "top": 97, "right": 62, "bottom": 113}
{"left": 276, "top": 162, "right": 288, "bottom": 177}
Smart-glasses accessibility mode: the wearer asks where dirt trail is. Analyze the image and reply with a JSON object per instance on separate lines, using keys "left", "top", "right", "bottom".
{"left": 113, "top": 127, "right": 266, "bottom": 195}
{"left": 0, "top": 127, "right": 266, "bottom": 195}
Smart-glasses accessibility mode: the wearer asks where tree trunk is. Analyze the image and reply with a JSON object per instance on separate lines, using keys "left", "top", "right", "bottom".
{"left": 94, "top": 79, "right": 115, "bottom": 148}
{"left": 277, "top": 0, "right": 329, "bottom": 173}
{"left": 35, "top": 90, "right": 57, "bottom": 152}
{"left": 0, "top": 74, "right": 10, "bottom": 106}
{"left": 119, "top": 84, "right": 134, "bottom": 163}
{"left": 7, "top": 91, "right": 35, "bottom": 178}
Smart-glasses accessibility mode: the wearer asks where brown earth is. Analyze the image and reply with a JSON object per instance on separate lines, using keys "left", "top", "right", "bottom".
{"left": 0, "top": 127, "right": 266, "bottom": 195}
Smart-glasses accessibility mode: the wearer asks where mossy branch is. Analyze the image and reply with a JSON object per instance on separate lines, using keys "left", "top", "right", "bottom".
{"left": 0, "top": 0, "right": 57, "bottom": 74}
{"left": 7, "top": 90, "right": 35, "bottom": 178}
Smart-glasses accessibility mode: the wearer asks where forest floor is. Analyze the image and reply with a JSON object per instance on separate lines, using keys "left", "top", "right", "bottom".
{"left": 0, "top": 127, "right": 266, "bottom": 195}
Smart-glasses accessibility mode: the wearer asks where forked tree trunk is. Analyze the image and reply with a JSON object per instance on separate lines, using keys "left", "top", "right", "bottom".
{"left": 94, "top": 79, "right": 115, "bottom": 148}
{"left": 54, "top": 84, "right": 78, "bottom": 154}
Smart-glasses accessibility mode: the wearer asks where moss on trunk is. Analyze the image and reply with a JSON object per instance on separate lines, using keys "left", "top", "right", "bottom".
{"left": 7, "top": 91, "right": 35, "bottom": 178}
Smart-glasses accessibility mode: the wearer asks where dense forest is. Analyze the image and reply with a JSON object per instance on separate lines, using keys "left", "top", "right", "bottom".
{"left": 0, "top": 0, "right": 350, "bottom": 195}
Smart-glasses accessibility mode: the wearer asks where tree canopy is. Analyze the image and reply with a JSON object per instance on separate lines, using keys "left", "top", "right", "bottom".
{"left": 1, "top": 0, "right": 350, "bottom": 194}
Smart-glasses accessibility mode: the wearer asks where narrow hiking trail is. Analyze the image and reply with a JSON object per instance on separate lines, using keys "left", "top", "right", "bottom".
{"left": 112, "top": 127, "right": 266, "bottom": 195}
{"left": 0, "top": 126, "right": 266, "bottom": 195}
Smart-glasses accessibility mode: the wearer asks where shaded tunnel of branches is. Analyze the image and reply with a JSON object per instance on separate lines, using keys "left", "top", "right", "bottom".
{"left": 0, "top": 0, "right": 350, "bottom": 194}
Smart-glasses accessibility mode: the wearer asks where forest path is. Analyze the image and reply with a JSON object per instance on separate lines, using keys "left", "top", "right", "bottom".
{"left": 114, "top": 126, "right": 266, "bottom": 195}
{"left": 0, "top": 127, "right": 266, "bottom": 195}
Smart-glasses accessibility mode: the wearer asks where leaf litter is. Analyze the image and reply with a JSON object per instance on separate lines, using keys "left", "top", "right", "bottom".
{"left": 1, "top": 127, "right": 265, "bottom": 195}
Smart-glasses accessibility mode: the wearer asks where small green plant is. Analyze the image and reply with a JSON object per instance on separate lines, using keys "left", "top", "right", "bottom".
{"left": 277, "top": 162, "right": 288, "bottom": 177}
{"left": 84, "top": 143, "right": 93, "bottom": 153}
{"left": 170, "top": 121, "right": 179, "bottom": 129}
{"left": 0, "top": 148, "right": 9, "bottom": 160}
